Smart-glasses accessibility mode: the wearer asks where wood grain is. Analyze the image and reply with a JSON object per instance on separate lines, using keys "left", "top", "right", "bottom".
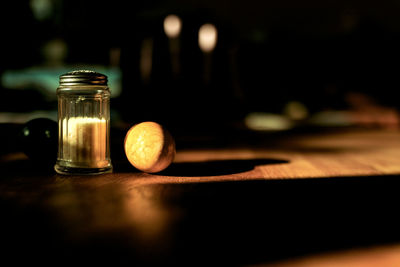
{"left": 1, "top": 128, "right": 400, "bottom": 265}
{"left": 263, "top": 245, "right": 400, "bottom": 267}
{"left": 112, "top": 129, "right": 400, "bottom": 185}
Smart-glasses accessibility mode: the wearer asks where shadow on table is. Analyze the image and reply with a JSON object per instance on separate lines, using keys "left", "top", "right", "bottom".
{"left": 161, "top": 158, "right": 289, "bottom": 177}
{"left": 1, "top": 164, "right": 400, "bottom": 266}
{"left": 163, "top": 175, "right": 400, "bottom": 265}
{"left": 0, "top": 157, "right": 55, "bottom": 177}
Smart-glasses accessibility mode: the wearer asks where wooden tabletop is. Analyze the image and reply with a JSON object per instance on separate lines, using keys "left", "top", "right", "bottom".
{"left": 1, "top": 128, "right": 400, "bottom": 265}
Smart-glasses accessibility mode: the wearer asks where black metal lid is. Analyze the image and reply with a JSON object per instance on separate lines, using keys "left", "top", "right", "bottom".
{"left": 59, "top": 70, "right": 108, "bottom": 86}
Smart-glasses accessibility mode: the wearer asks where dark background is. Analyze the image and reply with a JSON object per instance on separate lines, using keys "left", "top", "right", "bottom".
{"left": 1, "top": 2, "right": 400, "bottom": 265}
{"left": 1, "top": 0, "right": 400, "bottom": 132}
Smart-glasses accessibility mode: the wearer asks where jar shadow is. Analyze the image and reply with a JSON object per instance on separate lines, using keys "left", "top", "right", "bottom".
{"left": 160, "top": 158, "right": 289, "bottom": 177}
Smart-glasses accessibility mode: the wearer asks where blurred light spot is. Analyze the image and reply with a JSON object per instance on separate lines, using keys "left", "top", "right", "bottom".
{"left": 1, "top": 67, "right": 122, "bottom": 100}
{"left": 124, "top": 186, "right": 171, "bottom": 242}
{"left": 0, "top": 111, "right": 57, "bottom": 124}
{"left": 283, "top": 101, "right": 309, "bottom": 120}
{"left": 245, "top": 112, "right": 293, "bottom": 131}
{"left": 198, "top": 23, "right": 218, "bottom": 53}
{"left": 42, "top": 38, "right": 67, "bottom": 66}
{"left": 308, "top": 111, "right": 352, "bottom": 127}
{"left": 30, "top": 0, "right": 53, "bottom": 21}
{"left": 140, "top": 38, "right": 153, "bottom": 84}
{"left": 164, "top": 14, "right": 182, "bottom": 38}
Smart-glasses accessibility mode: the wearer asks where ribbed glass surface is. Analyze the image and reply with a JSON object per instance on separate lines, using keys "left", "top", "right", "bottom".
{"left": 55, "top": 85, "right": 112, "bottom": 175}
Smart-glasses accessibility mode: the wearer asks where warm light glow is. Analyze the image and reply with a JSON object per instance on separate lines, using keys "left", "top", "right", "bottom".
{"left": 283, "top": 101, "right": 309, "bottom": 120}
{"left": 164, "top": 14, "right": 182, "bottom": 38}
{"left": 198, "top": 23, "right": 218, "bottom": 53}
{"left": 61, "top": 117, "right": 108, "bottom": 168}
{"left": 124, "top": 186, "right": 171, "bottom": 242}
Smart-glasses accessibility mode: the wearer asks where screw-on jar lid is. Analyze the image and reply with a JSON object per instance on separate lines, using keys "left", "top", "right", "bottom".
{"left": 59, "top": 70, "right": 108, "bottom": 85}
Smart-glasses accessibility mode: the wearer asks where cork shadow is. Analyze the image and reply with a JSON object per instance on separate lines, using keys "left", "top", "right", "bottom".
{"left": 160, "top": 158, "right": 289, "bottom": 177}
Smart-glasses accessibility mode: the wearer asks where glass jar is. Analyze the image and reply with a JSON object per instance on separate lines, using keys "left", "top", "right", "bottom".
{"left": 54, "top": 70, "right": 112, "bottom": 175}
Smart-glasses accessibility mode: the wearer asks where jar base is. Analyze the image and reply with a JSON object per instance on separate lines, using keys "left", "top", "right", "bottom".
{"left": 54, "top": 164, "right": 112, "bottom": 175}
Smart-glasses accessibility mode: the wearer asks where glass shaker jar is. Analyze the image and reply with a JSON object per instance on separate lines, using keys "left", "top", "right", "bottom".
{"left": 54, "top": 70, "right": 112, "bottom": 175}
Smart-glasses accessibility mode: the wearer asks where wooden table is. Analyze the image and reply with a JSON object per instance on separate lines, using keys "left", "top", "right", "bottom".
{"left": 1, "top": 128, "right": 400, "bottom": 265}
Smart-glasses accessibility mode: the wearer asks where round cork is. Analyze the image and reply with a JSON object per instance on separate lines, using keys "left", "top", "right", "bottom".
{"left": 124, "top": 122, "right": 176, "bottom": 173}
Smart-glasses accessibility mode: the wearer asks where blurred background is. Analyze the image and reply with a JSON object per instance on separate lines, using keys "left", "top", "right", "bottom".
{"left": 1, "top": 0, "right": 400, "bottom": 139}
